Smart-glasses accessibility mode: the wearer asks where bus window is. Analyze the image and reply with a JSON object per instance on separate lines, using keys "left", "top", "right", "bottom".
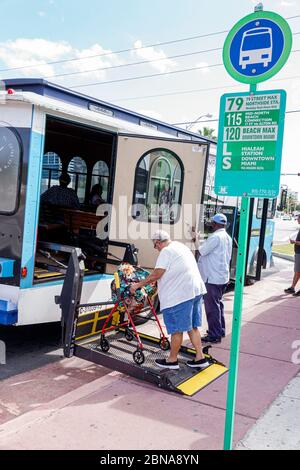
{"left": 91, "top": 160, "right": 109, "bottom": 202}
{"left": 41, "top": 152, "right": 62, "bottom": 194}
{"left": 0, "top": 125, "right": 22, "bottom": 214}
{"left": 68, "top": 156, "right": 87, "bottom": 204}
{"left": 256, "top": 198, "right": 276, "bottom": 219}
{"left": 132, "top": 149, "right": 183, "bottom": 223}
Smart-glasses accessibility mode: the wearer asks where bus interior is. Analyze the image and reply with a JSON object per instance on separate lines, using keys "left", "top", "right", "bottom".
{"left": 35, "top": 116, "right": 120, "bottom": 283}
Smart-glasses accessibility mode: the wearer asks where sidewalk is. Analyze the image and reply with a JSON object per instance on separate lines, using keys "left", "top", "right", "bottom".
{"left": 237, "top": 372, "right": 300, "bottom": 450}
{"left": 0, "top": 258, "right": 299, "bottom": 450}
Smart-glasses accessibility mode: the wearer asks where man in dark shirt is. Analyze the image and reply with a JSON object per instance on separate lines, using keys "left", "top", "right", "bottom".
{"left": 41, "top": 173, "right": 80, "bottom": 209}
{"left": 285, "top": 214, "right": 300, "bottom": 296}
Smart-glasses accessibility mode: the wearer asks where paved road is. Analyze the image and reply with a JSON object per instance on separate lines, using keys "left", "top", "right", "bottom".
{"left": 0, "top": 322, "right": 62, "bottom": 381}
{"left": 0, "top": 257, "right": 299, "bottom": 450}
{"left": 274, "top": 219, "right": 299, "bottom": 245}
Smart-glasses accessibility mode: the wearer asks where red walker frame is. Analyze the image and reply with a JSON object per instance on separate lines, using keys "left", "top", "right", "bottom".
{"left": 99, "top": 291, "right": 170, "bottom": 365}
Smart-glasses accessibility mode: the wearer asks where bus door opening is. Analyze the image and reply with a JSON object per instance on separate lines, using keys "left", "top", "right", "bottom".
{"left": 35, "top": 117, "right": 117, "bottom": 283}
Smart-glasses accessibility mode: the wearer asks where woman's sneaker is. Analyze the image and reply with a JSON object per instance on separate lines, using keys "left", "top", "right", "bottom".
{"left": 284, "top": 287, "right": 295, "bottom": 294}
{"left": 186, "top": 358, "right": 210, "bottom": 369}
{"left": 155, "top": 358, "right": 179, "bottom": 370}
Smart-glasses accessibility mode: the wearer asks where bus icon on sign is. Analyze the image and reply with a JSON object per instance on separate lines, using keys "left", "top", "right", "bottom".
{"left": 239, "top": 27, "right": 273, "bottom": 70}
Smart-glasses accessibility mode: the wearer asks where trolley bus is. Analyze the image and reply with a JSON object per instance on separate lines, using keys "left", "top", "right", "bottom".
{"left": 0, "top": 79, "right": 275, "bottom": 330}
{"left": 0, "top": 79, "right": 211, "bottom": 327}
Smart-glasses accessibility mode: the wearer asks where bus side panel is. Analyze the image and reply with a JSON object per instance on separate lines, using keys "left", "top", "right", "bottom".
{"left": 17, "top": 276, "right": 113, "bottom": 325}
{"left": 19, "top": 107, "right": 46, "bottom": 290}
{"left": 0, "top": 101, "right": 33, "bottom": 288}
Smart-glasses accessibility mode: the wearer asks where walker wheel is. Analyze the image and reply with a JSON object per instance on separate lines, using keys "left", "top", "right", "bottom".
{"left": 133, "top": 349, "right": 145, "bottom": 365}
{"left": 125, "top": 329, "right": 134, "bottom": 342}
{"left": 159, "top": 337, "right": 170, "bottom": 351}
{"left": 100, "top": 336, "right": 110, "bottom": 353}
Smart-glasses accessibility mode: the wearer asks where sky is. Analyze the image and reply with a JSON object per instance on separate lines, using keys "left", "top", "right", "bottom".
{"left": 0, "top": 0, "right": 299, "bottom": 199}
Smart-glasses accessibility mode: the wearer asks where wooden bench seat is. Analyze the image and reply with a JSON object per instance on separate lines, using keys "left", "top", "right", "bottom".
{"left": 39, "top": 205, "right": 105, "bottom": 235}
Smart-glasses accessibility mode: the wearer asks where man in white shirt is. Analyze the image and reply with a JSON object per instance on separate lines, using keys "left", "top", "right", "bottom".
{"left": 197, "top": 213, "right": 232, "bottom": 343}
{"left": 130, "top": 230, "right": 208, "bottom": 370}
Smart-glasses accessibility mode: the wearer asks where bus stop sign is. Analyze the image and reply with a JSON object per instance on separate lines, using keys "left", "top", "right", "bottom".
{"left": 215, "top": 89, "right": 286, "bottom": 198}
{"left": 223, "top": 10, "right": 292, "bottom": 84}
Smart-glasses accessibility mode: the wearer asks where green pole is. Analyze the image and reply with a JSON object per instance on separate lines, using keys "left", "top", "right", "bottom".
{"left": 223, "top": 83, "right": 257, "bottom": 450}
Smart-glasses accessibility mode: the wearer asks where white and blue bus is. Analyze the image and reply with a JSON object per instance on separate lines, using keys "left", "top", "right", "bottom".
{"left": 0, "top": 79, "right": 274, "bottom": 334}
{"left": 0, "top": 79, "right": 211, "bottom": 331}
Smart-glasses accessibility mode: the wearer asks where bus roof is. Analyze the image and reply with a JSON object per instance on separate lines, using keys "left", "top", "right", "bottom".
{"left": 2, "top": 78, "right": 216, "bottom": 144}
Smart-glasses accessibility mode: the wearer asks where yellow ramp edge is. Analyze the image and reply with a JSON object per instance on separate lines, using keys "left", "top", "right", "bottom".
{"left": 177, "top": 364, "right": 228, "bottom": 396}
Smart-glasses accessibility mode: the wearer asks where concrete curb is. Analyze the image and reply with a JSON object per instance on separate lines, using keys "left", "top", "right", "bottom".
{"left": 272, "top": 252, "right": 294, "bottom": 262}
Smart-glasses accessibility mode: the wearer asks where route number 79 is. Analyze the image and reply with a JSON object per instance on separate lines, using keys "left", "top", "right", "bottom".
{"left": 227, "top": 97, "right": 244, "bottom": 111}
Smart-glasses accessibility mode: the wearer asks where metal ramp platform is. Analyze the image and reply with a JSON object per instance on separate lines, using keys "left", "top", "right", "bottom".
{"left": 57, "top": 247, "right": 228, "bottom": 396}
{"left": 75, "top": 330, "right": 227, "bottom": 396}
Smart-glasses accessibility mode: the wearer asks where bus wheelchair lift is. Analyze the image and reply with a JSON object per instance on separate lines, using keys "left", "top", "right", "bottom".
{"left": 57, "top": 247, "right": 228, "bottom": 396}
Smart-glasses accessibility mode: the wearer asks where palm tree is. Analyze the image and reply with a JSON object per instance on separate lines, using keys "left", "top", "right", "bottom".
{"left": 198, "top": 126, "right": 217, "bottom": 141}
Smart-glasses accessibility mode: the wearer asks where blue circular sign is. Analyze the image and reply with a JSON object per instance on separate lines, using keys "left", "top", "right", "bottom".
{"left": 230, "top": 19, "right": 284, "bottom": 77}
{"left": 223, "top": 11, "right": 292, "bottom": 84}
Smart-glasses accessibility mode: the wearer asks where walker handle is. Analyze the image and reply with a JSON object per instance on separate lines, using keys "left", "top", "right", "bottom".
{"left": 114, "top": 272, "right": 120, "bottom": 290}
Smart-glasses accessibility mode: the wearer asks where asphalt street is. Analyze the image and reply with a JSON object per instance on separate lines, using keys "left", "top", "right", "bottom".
{"left": 274, "top": 218, "right": 299, "bottom": 245}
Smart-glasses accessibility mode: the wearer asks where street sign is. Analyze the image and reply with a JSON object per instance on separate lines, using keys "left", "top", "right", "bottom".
{"left": 221, "top": 8, "right": 292, "bottom": 452}
{"left": 223, "top": 10, "right": 292, "bottom": 84}
{"left": 215, "top": 89, "right": 286, "bottom": 198}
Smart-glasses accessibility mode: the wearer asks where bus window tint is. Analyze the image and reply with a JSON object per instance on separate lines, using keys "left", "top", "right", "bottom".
{"left": 68, "top": 156, "right": 87, "bottom": 204}
{"left": 91, "top": 161, "right": 109, "bottom": 202}
{"left": 0, "top": 126, "right": 21, "bottom": 214}
{"left": 41, "top": 152, "right": 62, "bottom": 194}
{"left": 133, "top": 149, "right": 183, "bottom": 223}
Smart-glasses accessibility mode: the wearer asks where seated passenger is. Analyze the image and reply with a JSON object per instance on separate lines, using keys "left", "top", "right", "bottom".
{"left": 89, "top": 184, "right": 105, "bottom": 208}
{"left": 41, "top": 173, "right": 80, "bottom": 209}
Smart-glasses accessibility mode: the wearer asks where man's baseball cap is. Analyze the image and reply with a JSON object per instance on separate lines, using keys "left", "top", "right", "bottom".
{"left": 212, "top": 213, "right": 227, "bottom": 225}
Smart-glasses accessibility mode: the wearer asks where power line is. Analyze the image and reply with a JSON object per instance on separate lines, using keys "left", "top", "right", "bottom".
{"left": 172, "top": 109, "right": 300, "bottom": 126}
{"left": 70, "top": 48, "right": 300, "bottom": 89}
{"left": 111, "top": 70, "right": 300, "bottom": 102}
{"left": 113, "top": 84, "right": 242, "bottom": 102}
{"left": 0, "top": 14, "right": 299, "bottom": 74}
{"left": 0, "top": 30, "right": 229, "bottom": 74}
{"left": 44, "top": 33, "right": 300, "bottom": 80}
{"left": 70, "top": 63, "right": 224, "bottom": 88}
{"left": 44, "top": 47, "right": 223, "bottom": 79}
{"left": 46, "top": 38, "right": 300, "bottom": 80}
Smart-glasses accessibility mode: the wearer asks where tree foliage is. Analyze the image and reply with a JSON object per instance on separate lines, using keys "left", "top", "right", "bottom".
{"left": 198, "top": 126, "right": 217, "bottom": 141}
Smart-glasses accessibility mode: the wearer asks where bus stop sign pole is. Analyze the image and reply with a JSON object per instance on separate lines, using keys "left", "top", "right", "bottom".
{"left": 217, "top": 5, "right": 292, "bottom": 450}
